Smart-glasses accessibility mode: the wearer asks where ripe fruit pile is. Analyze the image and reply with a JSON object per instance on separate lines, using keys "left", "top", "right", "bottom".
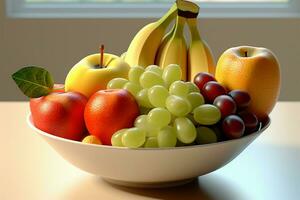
{"left": 12, "top": 0, "right": 280, "bottom": 149}
{"left": 106, "top": 65, "right": 259, "bottom": 148}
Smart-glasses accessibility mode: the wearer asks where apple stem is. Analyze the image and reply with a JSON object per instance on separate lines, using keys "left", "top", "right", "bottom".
{"left": 245, "top": 51, "right": 248, "bottom": 57}
{"left": 100, "top": 44, "right": 104, "bottom": 68}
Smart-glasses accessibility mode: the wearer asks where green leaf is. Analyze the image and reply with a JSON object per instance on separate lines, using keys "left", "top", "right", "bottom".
{"left": 11, "top": 66, "right": 54, "bottom": 98}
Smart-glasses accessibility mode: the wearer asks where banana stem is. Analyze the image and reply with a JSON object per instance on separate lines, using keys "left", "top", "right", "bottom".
{"left": 157, "top": 3, "right": 177, "bottom": 28}
{"left": 174, "top": 16, "right": 186, "bottom": 37}
{"left": 169, "top": 22, "right": 176, "bottom": 35}
{"left": 176, "top": 0, "right": 200, "bottom": 14}
{"left": 187, "top": 18, "right": 201, "bottom": 40}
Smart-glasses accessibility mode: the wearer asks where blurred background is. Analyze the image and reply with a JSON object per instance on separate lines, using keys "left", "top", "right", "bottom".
{"left": 1, "top": 0, "right": 299, "bottom": 100}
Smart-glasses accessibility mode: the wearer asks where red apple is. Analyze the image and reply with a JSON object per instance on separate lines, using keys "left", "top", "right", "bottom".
{"left": 30, "top": 92, "right": 87, "bottom": 141}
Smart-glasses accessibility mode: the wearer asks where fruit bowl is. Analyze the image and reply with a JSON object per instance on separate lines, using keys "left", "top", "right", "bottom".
{"left": 27, "top": 114, "right": 270, "bottom": 188}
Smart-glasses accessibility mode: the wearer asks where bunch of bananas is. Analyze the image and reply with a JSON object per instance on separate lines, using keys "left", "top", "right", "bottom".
{"left": 123, "top": 0, "right": 215, "bottom": 81}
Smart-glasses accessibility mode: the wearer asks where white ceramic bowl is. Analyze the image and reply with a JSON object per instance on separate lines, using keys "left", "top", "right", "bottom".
{"left": 27, "top": 115, "right": 270, "bottom": 188}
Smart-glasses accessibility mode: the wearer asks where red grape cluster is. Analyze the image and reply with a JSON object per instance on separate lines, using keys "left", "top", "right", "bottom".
{"left": 194, "top": 72, "right": 259, "bottom": 140}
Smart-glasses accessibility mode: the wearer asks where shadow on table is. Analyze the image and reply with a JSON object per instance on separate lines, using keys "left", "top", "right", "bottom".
{"left": 61, "top": 174, "right": 245, "bottom": 200}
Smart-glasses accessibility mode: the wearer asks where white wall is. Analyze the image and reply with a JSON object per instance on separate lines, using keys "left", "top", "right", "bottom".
{"left": 1, "top": 1, "right": 299, "bottom": 101}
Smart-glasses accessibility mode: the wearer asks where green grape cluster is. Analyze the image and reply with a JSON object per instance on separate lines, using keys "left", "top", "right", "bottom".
{"left": 107, "top": 64, "right": 221, "bottom": 148}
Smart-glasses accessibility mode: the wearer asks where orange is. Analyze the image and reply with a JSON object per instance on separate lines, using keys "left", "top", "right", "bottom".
{"left": 84, "top": 89, "right": 139, "bottom": 145}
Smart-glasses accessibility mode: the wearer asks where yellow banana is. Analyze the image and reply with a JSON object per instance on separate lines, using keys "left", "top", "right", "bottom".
{"left": 125, "top": 4, "right": 177, "bottom": 68}
{"left": 120, "top": 51, "right": 126, "bottom": 60}
{"left": 155, "top": 15, "right": 188, "bottom": 81}
{"left": 187, "top": 17, "right": 215, "bottom": 81}
{"left": 158, "top": 22, "right": 176, "bottom": 55}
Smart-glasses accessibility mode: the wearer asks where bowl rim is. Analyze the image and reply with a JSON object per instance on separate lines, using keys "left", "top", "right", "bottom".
{"left": 27, "top": 114, "right": 270, "bottom": 151}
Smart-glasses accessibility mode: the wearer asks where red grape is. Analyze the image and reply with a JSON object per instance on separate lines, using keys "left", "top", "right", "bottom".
{"left": 238, "top": 111, "right": 258, "bottom": 134}
{"left": 202, "top": 81, "right": 227, "bottom": 103}
{"left": 228, "top": 90, "right": 251, "bottom": 109}
{"left": 213, "top": 95, "right": 237, "bottom": 118}
{"left": 211, "top": 126, "right": 224, "bottom": 142}
{"left": 193, "top": 72, "right": 216, "bottom": 92}
{"left": 222, "top": 115, "right": 245, "bottom": 139}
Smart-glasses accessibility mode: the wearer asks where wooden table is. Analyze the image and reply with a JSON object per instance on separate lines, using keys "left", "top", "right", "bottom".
{"left": 1, "top": 102, "right": 299, "bottom": 200}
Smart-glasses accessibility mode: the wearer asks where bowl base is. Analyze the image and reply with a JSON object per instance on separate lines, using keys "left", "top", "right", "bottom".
{"left": 103, "top": 177, "right": 196, "bottom": 189}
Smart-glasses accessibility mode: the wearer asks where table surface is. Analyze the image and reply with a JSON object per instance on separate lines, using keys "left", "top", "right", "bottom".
{"left": 1, "top": 102, "right": 299, "bottom": 200}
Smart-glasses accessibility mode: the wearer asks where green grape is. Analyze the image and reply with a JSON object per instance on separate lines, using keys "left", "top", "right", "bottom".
{"left": 136, "top": 89, "right": 153, "bottom": 108}
{"left": 107, "top": 78, "right": 128, "bottom": 89}
{"left": 170, "top": 114, "right": 177, "bottom": 123}
{"left": 176, "top": 139, "right": 186, "bottom": 147}
{"left": 186, "top": 113, "right": 198, "bottom": 126}
{"left": 134, "top": 114, "right": 159, "bottom": 137}
{"left": 128, "top": 66, "right": 145, "bottom": 84}
{"left": 187, "top": 92, "right": 205, "bottom": 110}
{"left": 174, "top": 117, "right": 197, "bottom": 144}
{"left": 134, "top": 115, "right": 148, "bottom": 131}
{"left": 147, "top": 108, "right": 171, "bottom": 129}
{"left": 193, "top": 104, "right": 221, "bottom": 125}
{"left": 166, "top": 95, "right": 192, "bottom": 117}
{"left": 212, "top": 126, "right": 224, "bottom": 142}
{"left": 148, "top": 85, "right": 169, "bottom": 107}
{"left": 185, "top": 141, "right": 198, "bottom": 146}
{"left": 145, "top": 65, "right": 163, "bottom": 76}
{"left": 139, "top": 107, "right": 151, "bottom": 115}
{"left": 196, "top": 126, "right": 218, "bottom": 144}
{"left": 146, "top": 127, "right": 160, "bottom": 137}
{"left": 140, "top": 71, "right": 165, "bottom": 89}
{"left": 186, "top": 82, "right": 200, "bottom": 93}
{"left": 122, "top": 127, "right": 146, "bottom": 148}
{"left": 169, "top": 80, "right": 189, "bottom": 97}
{"left": 162, "top": 64, "right": 182, "bottom": 87}
{"left": 111, "top": 129, "right": 127, "bottom": 147}
{"left": 144, "top": 137, "right": 159, "bottom": 148}
{"left": 123, "top": 82, "right": 142, "bottom": 97}
{"left": 157, "top": 126, "right": 177, "bottom": 148}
